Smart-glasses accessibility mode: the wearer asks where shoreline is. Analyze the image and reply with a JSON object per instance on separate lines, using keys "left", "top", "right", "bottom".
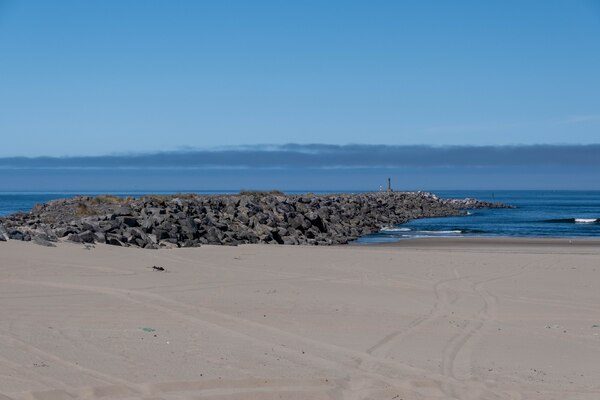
{"left": 363, "top": 236, "right": 600, "bottom": 248}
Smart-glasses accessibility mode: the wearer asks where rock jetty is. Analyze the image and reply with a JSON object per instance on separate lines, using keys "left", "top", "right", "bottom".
{"left": 0, "top": 192, "right": 511, "bottom": 248}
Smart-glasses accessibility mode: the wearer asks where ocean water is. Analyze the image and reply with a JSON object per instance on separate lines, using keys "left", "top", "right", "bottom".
{"left": 1, "top": 191, "right": 599, "bottom": 241}
{"left": 0, "top": 193, "right": 79, "bottom": 216}
{"left": 357, "top": 190, "right": 600, "bottom": 243}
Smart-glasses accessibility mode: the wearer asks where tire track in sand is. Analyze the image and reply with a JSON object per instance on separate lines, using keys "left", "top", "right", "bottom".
{"left": 366, "top": 273, "right": 467, "bottom": 356}
{"left": 9, "top": 278, "right": 512, "bottom": 400}
{"left": 439, "top": 268, "right": 526, "bottom": 400}
{"left": 7, "top": 378, "right": 334, "bottom": 400}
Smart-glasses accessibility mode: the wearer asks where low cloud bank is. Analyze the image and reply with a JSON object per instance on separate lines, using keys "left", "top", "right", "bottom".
{"left": 1, "top": 144, "right": 599, "bottom": 169}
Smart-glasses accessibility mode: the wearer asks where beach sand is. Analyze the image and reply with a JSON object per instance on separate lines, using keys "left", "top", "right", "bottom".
{"left": 1, "top": 239, "right": 599, "bottom": 399}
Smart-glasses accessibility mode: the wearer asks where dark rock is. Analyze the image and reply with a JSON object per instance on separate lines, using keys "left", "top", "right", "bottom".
{"left": 106, "top": 236, "right": 123, "bottom": 246}
{"left": 118, "top": 216, "right": 139, "bottom": 228}
{"left": 154, "top": 229, "right": 171, "bottom": 241}
{"left": 8, "top": 230, "right": 24, "bottom": 241}
{"left": 288, "top": 214, "right": 310, "bottom": 231}
{"left": 306, "top": 212, "right": 327, "bottom": 233}
{"left": 68, "top": 230, "right": 95, "bottom": 243}
{"left": 271, "top": 229, "right": 284, "bottom": 244}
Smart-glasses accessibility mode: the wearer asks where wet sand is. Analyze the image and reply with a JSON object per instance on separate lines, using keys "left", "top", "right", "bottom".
{"left": 1, "top": 239, "right": 599, "bottom": 399}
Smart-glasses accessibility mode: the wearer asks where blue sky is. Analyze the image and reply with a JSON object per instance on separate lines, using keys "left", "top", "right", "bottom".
{"left": 1, "top": 1, "right": 599, "bottom": 157}
{"left": 0, "top": 1, "right": 599, "bottom": 190}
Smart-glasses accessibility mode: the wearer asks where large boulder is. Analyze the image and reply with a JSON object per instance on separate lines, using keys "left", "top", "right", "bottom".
{"left": 68, "top": 230, "right": 96, "bottom": 243}
{"left": 0, "top": 224, "right": 9, "bottom": 241}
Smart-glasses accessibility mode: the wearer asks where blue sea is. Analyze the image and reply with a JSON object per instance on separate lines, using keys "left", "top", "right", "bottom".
{"left": 358, "top": 190, "right": 600, "bottom": 243}
{"left": 1, "top": 191, "right": 599, "bottom": 241}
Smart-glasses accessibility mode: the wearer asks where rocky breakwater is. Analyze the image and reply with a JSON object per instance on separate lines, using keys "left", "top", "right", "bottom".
{"left": 0, "top": 192, "right": 511, "bottom": 248}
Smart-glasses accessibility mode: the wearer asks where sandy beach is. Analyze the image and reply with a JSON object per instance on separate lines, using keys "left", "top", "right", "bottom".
{"left": 1, "top": 239, "right": 599, "bottom": 400}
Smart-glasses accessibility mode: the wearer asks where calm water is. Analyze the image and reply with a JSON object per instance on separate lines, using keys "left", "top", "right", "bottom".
{"left": 1, "top": 191, "right": 599, "bottom": 241}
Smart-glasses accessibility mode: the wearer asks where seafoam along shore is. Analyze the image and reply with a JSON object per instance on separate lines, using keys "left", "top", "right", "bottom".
{"left": 0, "top": 191, "right": 510, "bottom": 248}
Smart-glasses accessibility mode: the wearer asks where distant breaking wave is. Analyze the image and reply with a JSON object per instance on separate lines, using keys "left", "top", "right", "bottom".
{"left": 575, "top": 218, "right": 598, "bottom": 224}
{"left": 543, "top": 218, "right": 599, "bottom": 224}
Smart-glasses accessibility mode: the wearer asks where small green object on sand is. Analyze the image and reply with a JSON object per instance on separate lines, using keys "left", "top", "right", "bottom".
{"left": 142, "top": 327, "right": 156, "bottom": 332}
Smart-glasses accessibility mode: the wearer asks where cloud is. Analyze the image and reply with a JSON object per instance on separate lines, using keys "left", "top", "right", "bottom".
{"left": 0, "top": 144, "right": 599, "bottom": 169}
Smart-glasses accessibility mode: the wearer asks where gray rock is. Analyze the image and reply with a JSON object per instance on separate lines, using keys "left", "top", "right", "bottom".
{"left": 94, "top": 232, "right": 106, "bottom": 243}
{"left": 32, "top": 235, "right": 56, "bottom": 247}
{"left": 99, "top": 220, "right": 120, "bottom": 232}
{"left": 68, "top": 230, "right": 95, "bottom": 243}
{"left": 154, "top": 229, "right": 171, "bottom": 241}
{"left": 141, "top": 217, "right": 154, "bottom": 231}
{"left": 113, "top": 206, "right": 133, "bottom": 216}
{"left": 37, "top": 224, "right": 58, "bottom": 242}
{"left": 0, "top": 224, "right": 9, "bottom": 241}
{"left": 106, "top": 236, "right": 123, "bottom": 246}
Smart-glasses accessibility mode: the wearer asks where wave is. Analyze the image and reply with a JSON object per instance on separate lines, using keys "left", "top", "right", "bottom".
{"left": 415, "top": 230, "right": 462, "bottom": 234}
{"left": 575, "top": 218, "right": 598, "bottom": 224}
{"left": 396, "top": 234, "right": 462, "bottom": 239}
{"left": 460, "top": 228, "right": 486, "bottom": 234}
{"left": 543, "top": 218, "right": 599, "bottom": 224}
{"left": 382, "top": 227, "right": 488, "bottom": 236}
{"left": 543, "top": 218, "right": 576, "bottom": 223}
{"left": 381, "top": 227, "right": 411, "bottom": 232}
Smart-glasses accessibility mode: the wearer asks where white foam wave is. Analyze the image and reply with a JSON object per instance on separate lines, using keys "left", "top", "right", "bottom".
{"left": 398, "top": 234, "right": 442, "bottom": 238}
{"left": 415, "top": 230, "right": 462, "bottom": 234}
{"left": 381, "top": 227, "right": 411, "bottom": 232}
{"left": 575, "top": 218, "right": 598, "bottom": 224}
